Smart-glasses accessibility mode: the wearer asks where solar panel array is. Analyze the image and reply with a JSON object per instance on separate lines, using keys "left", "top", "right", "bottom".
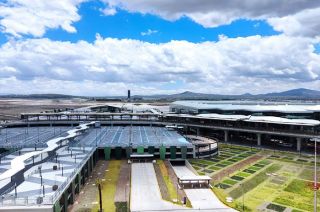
{"left": 0, "top": 127, "right": 71, "bottom": 148}
{"left": 0, "top": 126, "right": 191, "bottom": 149}
{"left": 76, "top": 126, "right": 191, "bottom": 147}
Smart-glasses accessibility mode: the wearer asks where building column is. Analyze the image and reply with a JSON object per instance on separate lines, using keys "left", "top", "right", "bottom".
{"left": 224, "top": 130, "right": 229, "bottom": 142}
{"left": 63, "top": 191, "right": 68, "bottom": 212}
{"left": 70, "top": 181, "right": 75, "bottom": 204}
{"left": 196, "top": 128, "right": 200, "bottom": 136}
{"left": 90, "top": 156, "right": 94, "bottom": 172}
{"left": 257, "top": 133, "right": 262, "bottom": 146}
{"left": 192, "top": 146, "right": 196, "bottom": 158}
{"left": 297, "top": 137, "right": 302, "bottom": 152}
{"left": 87, "top": 160, "right": 91, "bottom": 176}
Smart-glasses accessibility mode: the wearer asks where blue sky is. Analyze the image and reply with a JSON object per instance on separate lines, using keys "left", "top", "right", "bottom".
{"left": 0, "top": 0, "right": 319, "bottom": 96}
{"left": 44, "top": 1, "right": 279, "bottom": 44}
{"left": 0, "top": 1, "right": 280, "bottom": 45}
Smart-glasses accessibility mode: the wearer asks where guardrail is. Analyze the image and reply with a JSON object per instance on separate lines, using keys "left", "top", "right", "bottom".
{"left": 0, "top": 147, "right": 96, "bottom": 207}
{"left": 0, "top": 195, "right": 54, "bottom": 206}
{"left": 51, "top": 147, "right": 95, "bottom": 203}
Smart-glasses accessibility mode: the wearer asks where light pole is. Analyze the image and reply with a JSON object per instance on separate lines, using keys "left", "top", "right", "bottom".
{"left": 37, "top": 127, "right": 39, "bottom": 144}
{"left": 96, "top": 179, "right": 103, "bottom": 212}
{"left": 240, "top": 183, "right": 245, "bottom": 212}
{"left": 96, "top": 128, "right": 97, "bottom": 147}
{"left": 311, "top": 137, "right": 319, "bottom": 212}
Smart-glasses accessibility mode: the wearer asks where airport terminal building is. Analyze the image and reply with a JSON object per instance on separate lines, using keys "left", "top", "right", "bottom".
{"left": 170, "top": 101, "right": 320, "bottom": 120}
{"left": 0, "top": 101, "right": 319, "bottom": 211}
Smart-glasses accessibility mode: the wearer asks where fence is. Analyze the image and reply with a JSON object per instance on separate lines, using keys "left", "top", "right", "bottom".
{"left": 0, "top": 147, "right": 95, "bottom": 207}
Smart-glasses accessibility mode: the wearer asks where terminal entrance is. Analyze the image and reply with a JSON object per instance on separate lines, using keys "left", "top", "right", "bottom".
{"left": 170, "top": 160, "right": 212, "bottom": 189}
{"left": 130, "top": 153, "right": 154, "bottom": 162}
{"left": 100, "top": 145, "right": 194, "bottom": 160}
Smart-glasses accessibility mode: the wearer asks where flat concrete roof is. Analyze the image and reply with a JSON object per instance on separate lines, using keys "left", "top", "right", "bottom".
{"left": 179, "top": 175, "right": 211, "bottom": 181}
{"left": 130, "top": 153, "right": 154, "bottom": 158}
{"left": 165, "top": 113, "right": 320, "bottom": 126}
{"left": 171, "top": 101, "right": 320, "bottom": 114}
{"left": 21, "top": 112, "right": 158, "bottom": 116}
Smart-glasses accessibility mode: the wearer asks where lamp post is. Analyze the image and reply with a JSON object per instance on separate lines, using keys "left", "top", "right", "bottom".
{"left": 96, "top": 179, "right": 103, "bottom": 212}
{"left": 96, "top": 128, "right": 97, "bottom": 147}
{"left": 5, "top": 127, "right": 7, "bottom": 143}
{"left": 240, "top": 183, "right": 245, "bottom": 212}
{"left": 37, "top": 127, "right": 39, "bottom": 144}
{"left": 311, "top": 137, "right": 319, "bottom": 212}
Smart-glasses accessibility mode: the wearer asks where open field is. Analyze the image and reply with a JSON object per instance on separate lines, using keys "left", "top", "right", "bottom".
{"left": 189, "top": 144, "right": 320, "bottom": 211}
{"left": 0, "top": 98, "right": 94, "bottom": 120}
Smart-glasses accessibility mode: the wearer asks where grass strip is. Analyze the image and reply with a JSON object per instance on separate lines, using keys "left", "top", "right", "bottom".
{"left": 157, "top": 160, "right": 181, "bottom": 204}
{"left": 93, "top": 160, "right": 121, "bottom": 212}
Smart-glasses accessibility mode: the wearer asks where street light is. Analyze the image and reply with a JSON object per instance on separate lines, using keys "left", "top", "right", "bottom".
{"left": 95, "top": 128, "right": 97, "bottom": 147}
{"left": 96, "top": 179, "right": 103, "bottom": 212}
{"left": 240, "top": 183, "right": 245, "bottom": 212}
{"left": 311, "top": 137, "right": 320, "bottom": 212}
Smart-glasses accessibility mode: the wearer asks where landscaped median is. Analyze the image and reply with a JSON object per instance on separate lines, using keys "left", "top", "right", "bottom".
{"left": 154, "top": 160, "right": 192, "bottom": 207}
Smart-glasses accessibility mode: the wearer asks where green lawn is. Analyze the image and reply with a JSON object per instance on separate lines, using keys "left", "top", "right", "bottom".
{"left": 274, "top": 179, "right": 320, "bottom": 211}
{"left": 236, "top": 172, "right": 251, "bottom": 178}
{"left": 93, "top": 160, "right": 121, "bottom": 212}
{"left": 222, "top": 179, "right": 238, "bottom": 185}
{"left": 157, "top": 160, "right": 180, "bottom": 204}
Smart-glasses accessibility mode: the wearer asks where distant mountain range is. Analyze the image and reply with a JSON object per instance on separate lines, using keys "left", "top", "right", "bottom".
{"left": 134, "top": 88, "right": 320, "bottom": 100}
{"left": 0, "top": 93, "right": 77, "bottom": 99}
{"left": 1, "top": 88, "right": 320, "bottom": 100}
{"left": 262, "top": 88, "right": 320, "bottom": 98}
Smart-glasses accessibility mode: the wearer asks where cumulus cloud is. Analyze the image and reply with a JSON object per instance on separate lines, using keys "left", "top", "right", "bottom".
{"left": 0, "top": 35, "right": 319, "bottom": 95}
{"left": 1, "top": 0, "right": 320, "bottom": 38}
{"left": 101, "top": 0, "right": 320, "bottom": 31}
{"left": 0, "top": 0, "right": 86, "bottom": 37}
{"left": 0, "top": 77, "right": 168, "bottom": 96}
{"left": 267, "top": 8, "right": 320, "bottom": 37}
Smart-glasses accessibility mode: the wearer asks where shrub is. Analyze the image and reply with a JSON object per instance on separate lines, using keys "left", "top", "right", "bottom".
{"left": 266, "top": 203, "right": 286, "bottom": 212}
{"left": 115, "top": 202, "right": 128, "bottom": 212}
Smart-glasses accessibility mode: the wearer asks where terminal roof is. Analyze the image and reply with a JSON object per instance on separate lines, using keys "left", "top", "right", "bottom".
{"left": 165, "top": 113, "right": 320, "bottom": 126}
{"left": 172, "top": 101, "right": 320, "bottom": 114}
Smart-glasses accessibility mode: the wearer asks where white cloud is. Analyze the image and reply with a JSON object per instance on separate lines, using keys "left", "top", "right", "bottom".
{"left": 267, "top": 8, "right": 320, "bottom": 37}
{"left": 0, "top": 0, "right": 86, "bottom": 37}
{"left": 101, "top": 0, "right": 320, "bottom": 35}
{"left": 0, "top": 35, "right": 319, "bottom": 95}
{"left": 141, "top": 29, "right": 158, "bottom": 36}
{"left": 100, "top": 6, "right": 117, "bottom": 16}
{"left": 0, "top": 77, "right": 168, "bottom": 96}
{"left": 1, "top": 0, "right": 320, "bottom": 38}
